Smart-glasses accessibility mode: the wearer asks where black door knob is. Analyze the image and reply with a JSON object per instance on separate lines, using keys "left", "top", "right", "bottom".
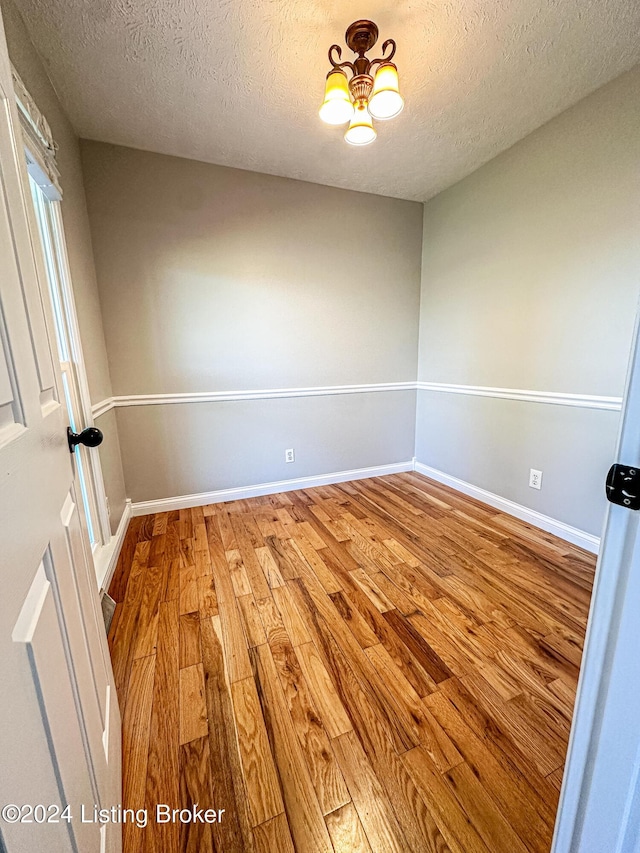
{"left": 67, "top": 426, "right": 104, "bottom": 453}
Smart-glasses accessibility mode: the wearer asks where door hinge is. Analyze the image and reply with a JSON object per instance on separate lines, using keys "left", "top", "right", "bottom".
{"left": 606, "top": 464, "right": 640, "bottom": 510}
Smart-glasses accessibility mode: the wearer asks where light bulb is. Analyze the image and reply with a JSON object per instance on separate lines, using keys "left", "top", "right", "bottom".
{"left": 368, "top": 62, "right": 404, "bottom": 120}
{"left": 319, "top": 69, "right": 354, "bottom": 125}
{"left": 344, "top": 100, "right": 376, "bottom": 146}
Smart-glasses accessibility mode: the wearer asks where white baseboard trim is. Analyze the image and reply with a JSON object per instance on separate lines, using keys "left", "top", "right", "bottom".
{"left": 131, "top": 461, "right": 414, "bottom": 516}
{"left": 125, "top": 456, "right": 599, "bottom": 553}
{"left": 414, "top": 461, "right": 600, "bottom": 554}
{"left": 94, "top": 499, "right": 132, "bottom": 592}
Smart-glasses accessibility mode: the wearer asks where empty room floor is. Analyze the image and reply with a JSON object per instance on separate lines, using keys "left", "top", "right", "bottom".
{"left": 107, "top": 472, "right": 595, "bottom": 853}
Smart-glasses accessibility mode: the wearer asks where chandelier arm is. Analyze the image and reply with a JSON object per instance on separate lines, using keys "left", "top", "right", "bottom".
{"left": 328, "top": 44, "right": 355, "bottom": 75}
{"left": 368, "top": 38, "right": 397, "bottom": 72}
{"left": 328, "top": 44, "right": 342, "bottom": 66}
{"left": 335, "top": 61, "right": 356, "bottom": 74}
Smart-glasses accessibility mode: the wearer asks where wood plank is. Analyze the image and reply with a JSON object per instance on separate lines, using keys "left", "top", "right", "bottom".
{"left": 109, "top": 516, "right": 143, "bottom": 601}
{"left": 161, "top": 556, "right": 181, "bottom": 603}
{"left": 272, "top": 583, "right": 312, "bottom": 646}
{"left": 365, "top": 643, "right": 463, "bottom": 771}
{"left": 425, "top": 686, "right": 555, "bottom": 848}
{"left": 462, "top": 671, "right": 566, "bottom": 776}
{"left": 197, "top": 574, "right": 218, "bottom": 618}
{"left": 328, "top": 589, "right": 379, "bottom": 649}
{"left": 228, "top": 514, "right": 272, "bottom": 601}
{"left": 331, "top": 731, "right": 408, "bottom": 853}
{"left": 227, "top": 548, "right": 253, "bottom": 597}
{"left": 436, "top": 677, "right": 559, "bottom": 824}
{"left": 547, "top": 766, "right": 565, "bottom": 793}
{"left": 253, "top": 813, "right": 295, "bottom": 853}
{"left": 179, "top": 611, "right": 202, "bottom": 668}
{"left": 179, "top": 737, "right": 214, "bottom": 853}
{"left": 295, "top": 641, "right": 353, "bottom": 739}
{"left": 237, "top": 593, "right": 268, "bottom": 647}
{"left": 288, "top": 577, "right": 417, "bottom": 753}
{"left": 179, "top": 663, "right": 208, "bottom": 745}
{"left": 111, "top": 540, "right": 151, "bottom": 701}
{"left": 231, "top": 676, "right": 285, "bottom": 826}
{"left": 269, "top": 635, "right": 350, "bottom": 815}
{"left": 152, "top": 513, "right": 168, "bottom": 537}
{"left": 290, "top": 534, "right": 343, "bottom": 595}
{"left": 443, "top": 762, "right": 529, "bottom": 853}
{"left": 384, "top": 608, "right": 454, "bottom": 684}
{"left": 122, "top": 654, "right": 156, "bottom": 853}
{"left": 403, "top": 746, "right": 493, "bottom": 853}
{"left": 350, "top": 568, "right": 395, "bottom": 613}
{"left": 325, "top": 801, "right": 374, "bottom": 853}
{"left": 179, "top": 564, "right": 199, "bottom": 616}
{"left": 250, "top": 643, "right": 334, "bottom": 853}
{"left": 143, "top": 599, "right": 180, "bottom": 853}
{"left": 207, "top": 519, "right": 253, "bottom": 682}
{"left": 289, "top": 583, "right": 450, "bottom": 852}
{"left": 256, "top": 545, "right": 285, "bottom": 589}
{"left": 200, "top": 615, "right": 255, "bottom": 852}
{"left": 335, "top": 582, "right": 439, "bottom": 697}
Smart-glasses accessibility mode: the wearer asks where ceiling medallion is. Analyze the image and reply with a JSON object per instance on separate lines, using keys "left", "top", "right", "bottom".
{"left": 319, "top": 19, "right": 404, "bottom": 146}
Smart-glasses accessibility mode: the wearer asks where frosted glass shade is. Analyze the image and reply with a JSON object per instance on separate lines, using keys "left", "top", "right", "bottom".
{"left": 344, "top": 100, "right": 376, "bottom": 146}
{"left": 319, "top": 70, "right": 354, "bottom": 125}
{"left": 368, "top": 62, "right": 404, "bottom": 120}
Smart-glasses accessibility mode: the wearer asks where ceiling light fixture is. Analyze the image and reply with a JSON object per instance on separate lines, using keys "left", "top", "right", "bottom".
{"left": 319, "top": 20, "right": 403, "bottom": 146}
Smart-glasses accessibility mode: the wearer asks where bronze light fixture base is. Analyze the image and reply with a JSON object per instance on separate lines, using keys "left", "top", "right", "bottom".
{"left": 345, "top": 20, "right": 379, "bottom": 56}
{"left": 327, "top": 21, "right": 397, "bottom": 81}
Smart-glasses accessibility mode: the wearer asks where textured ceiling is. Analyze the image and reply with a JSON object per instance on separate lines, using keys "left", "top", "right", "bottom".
{"left": 12, "top": 0, "right": 640, "bottom": 201}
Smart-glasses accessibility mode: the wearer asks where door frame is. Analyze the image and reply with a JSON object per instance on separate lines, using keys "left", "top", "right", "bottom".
{"left": 553, "top": 300, "right": 640, "bottom": 851}
{"left": 16, "top": 88, "right": 113, "bottom": 583}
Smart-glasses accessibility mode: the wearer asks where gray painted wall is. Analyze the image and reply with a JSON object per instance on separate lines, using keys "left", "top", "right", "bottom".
{"left": 80, "top": 142, "right": 423, "bottom": 501}
{"left": 1, "top": 0, "right": 127, "bottom": 534}
{"left": 416, "top": 65, "right": 640, "bottom": 537}
{"left": 117, "top": 392, "right": 416, "bottom": 504}
{"left": 416, "top": 393, "right": 620, "bottom": 535}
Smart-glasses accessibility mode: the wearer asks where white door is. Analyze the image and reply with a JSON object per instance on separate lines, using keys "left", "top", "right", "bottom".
{"left": 553, "top": 303, "right": 640, "bottom": 853}
{"left": 0, "top": 12, "right": 121, "bottom": 853}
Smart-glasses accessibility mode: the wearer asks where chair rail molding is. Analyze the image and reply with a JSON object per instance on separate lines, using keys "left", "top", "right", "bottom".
{"left": 90, "top": 381, "right": 415, "bottom": 416}
{"left": 92, "top": 397, "right": 116, "bottom": 418}
{"left": 417, "top": 381, "right": 622, "bottom": 411}
{"left": 91, "top": 380, "right": 622, "bottom": 418}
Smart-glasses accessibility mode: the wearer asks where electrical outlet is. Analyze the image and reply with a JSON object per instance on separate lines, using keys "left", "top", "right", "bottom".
{"left": 529, "top": 468, "right": 543, "bottom": 490}
{"left": 285, "top": 448, "right": 295, "bottom": 463}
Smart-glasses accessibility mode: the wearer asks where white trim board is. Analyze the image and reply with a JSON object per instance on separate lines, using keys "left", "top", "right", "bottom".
{"left": 417, "top": 381, "right": 622, "bottom": 412}
{"left": 92, "top": 397, "right": 115, "bottom": 418}
{"left": 92, "top": 381, "right": 622, "bottom": 419}
{"left": 93, "top": 499, "right": 132, "bottom": 591}
{"left": 92, "top": 382, "right": 415, "bottom": 417}
{"left": 131, "top": 461, "right": 414, "bottom": 516}
{"left": 414, "top": 461, "right": 599, "bottom": 553}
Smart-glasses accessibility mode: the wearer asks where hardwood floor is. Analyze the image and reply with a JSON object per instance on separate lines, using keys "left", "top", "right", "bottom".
{"left": 108, "top": 472, "right": 596, "bottom": 853}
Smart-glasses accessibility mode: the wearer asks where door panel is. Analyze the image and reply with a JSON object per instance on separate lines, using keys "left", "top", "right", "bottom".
{"left": 0, "top": 8, "right": 121, "bottom": 852}
{"left": 0, "top": 91, "right": 57, "bottom": 416}
{"left": 56, "top": 489, "right": 110, "bottom": 759}
{"left": 12, "top": 561, "right": 100, "bottom": 853}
